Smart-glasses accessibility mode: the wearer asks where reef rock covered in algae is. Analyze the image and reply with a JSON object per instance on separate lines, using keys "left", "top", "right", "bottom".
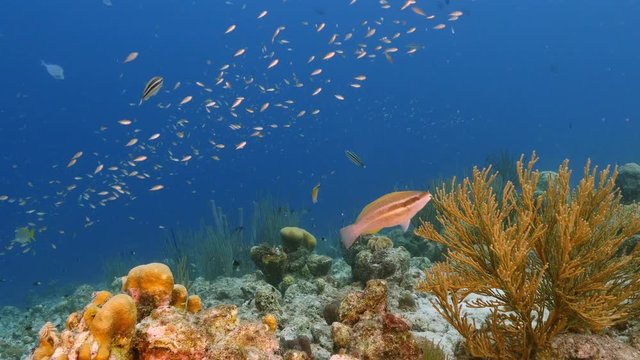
{"left": 251, "top": 227, "right": 332, "bottom": 289}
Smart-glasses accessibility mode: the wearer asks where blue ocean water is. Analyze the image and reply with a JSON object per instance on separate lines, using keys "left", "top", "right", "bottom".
{"left": 0, "top": 0, "right": 638, "bottom": 306}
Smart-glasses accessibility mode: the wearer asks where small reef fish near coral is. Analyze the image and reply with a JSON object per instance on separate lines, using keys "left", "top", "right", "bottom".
{"left": 340, "top": 191, "right": 432, "bottom": 248}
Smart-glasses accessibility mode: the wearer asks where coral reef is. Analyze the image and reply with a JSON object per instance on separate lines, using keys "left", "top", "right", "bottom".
{"left": 352, "top": 242, "right": 410, "bottom": 283}
{"left": 615, "top": 162, "right": 640, "bottom": 204}
{"left": 21, "top": 252, "right": 640, "bottom": 359}
{"left": 251, "top": 227, "right": 332, "bottom": 288}
{"left": 251, "top": 244, "right": 289, "bottom": 285}
{"left": 31, "top": 322, "right": 57, "bottom": 360}
{"left": 186, "top": 294, "right": 202, "bottom": 313}
{"left": 122, "top": 262, "right": 174, "bottom": 319}
{"left": 134, "top": 304, "right": 281, "bottom": 359}
{"left": 79, "top": 293, "right": 137, "bottom": 360}
{"left": 281, "top": 227, "right": 317, "bottom": 252}
{"left": 340, "top": 234, "right": 413, "bottom": 284}
{"left": 416, "top": 153, "right": 640, "bottom": 359}
{"left": 255, "top": 284, "right": 283, "bottom": 314}
{"left": 16, "top": 158, "right": 640, "bottom": 360}
{"left": 171, "top": 284, "right": 188, "bottom": 310}
{"left": 27, "top": 263, "right": 283, "bottom": 360}
{"left": 330, "top": 279, "right": 422, "bottom": 359}
{"left": 546, "top": 333, "right": 640, "bottom": 360}
{"left": 366, "top": 235, "right": 394, "bottom": 252}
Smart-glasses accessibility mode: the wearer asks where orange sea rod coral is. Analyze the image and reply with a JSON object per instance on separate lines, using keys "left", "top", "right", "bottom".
{"left": 123, "top": 262, "right": 174, "bottom": 318}
{"left": 79, "top": 294, "right": 137, "bottom": 360}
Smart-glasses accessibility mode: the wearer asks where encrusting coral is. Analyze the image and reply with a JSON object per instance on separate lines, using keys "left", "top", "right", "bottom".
{"left": 416, "top": 152, "right": 640, "bottom": 359}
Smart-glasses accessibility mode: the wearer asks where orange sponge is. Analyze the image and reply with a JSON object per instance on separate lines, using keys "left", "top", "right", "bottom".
{"left": 88, "top": 294, "right": 137, "bottom": 360}
{"left": 92, "top": 290, "right": 112, "bottom": 306}
{"left": 262, "top": 313, "right": 278, "bottom": 332}
{"left": 187, "top": 294, "right": 202, "bottom": 313}
{"left": 66, "top": 311, "right": 81, "bottom": 330}
{"left": 31, "top": 322, "right": 57, "bottom": 360}
{"left": 171, "top": 284, "right": 188, "bottom": 310}
{"left": 122, "top": 263, "right": 174, "bottom": 318}
{"left": 83, "top": 303, "right": 99, "bottom": 328}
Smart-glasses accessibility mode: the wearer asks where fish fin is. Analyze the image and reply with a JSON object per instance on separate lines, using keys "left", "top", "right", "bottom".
{"left": 340, "top": 223, "right": 361, "bottom": 249}
{"left": 400, "top": 219, "right": 411, "bottom": 232}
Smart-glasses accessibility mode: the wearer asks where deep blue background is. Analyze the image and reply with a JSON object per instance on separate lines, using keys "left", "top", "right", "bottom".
{"left": 0, "top": 0, "right": 639, "bottom": 305}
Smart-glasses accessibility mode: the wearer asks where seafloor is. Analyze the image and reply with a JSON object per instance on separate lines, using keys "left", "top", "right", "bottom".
{"left": 6, "top": 238, "right": 640, "bottom": 359}
{"left": 1, "top": 252, "right": 476, "bottom": 360}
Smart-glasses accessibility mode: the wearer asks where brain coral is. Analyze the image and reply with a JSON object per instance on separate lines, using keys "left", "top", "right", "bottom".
{"left": 280, "top": 227, "right": 317, "bottom": 251}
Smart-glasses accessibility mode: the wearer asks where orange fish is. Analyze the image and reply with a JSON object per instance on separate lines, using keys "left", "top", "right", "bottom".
{"left": 340, "top": 191, "right": 432, "bottom": 248}
{"left": 311, "top": 183, "right": 321, "bottom": 204}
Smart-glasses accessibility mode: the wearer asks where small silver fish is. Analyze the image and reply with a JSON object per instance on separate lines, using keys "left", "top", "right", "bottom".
{"left": 41, "top": 60, "right": 64, "bottom": 80}
{"left": 140, "top": 76, "right": 164, "bottom": 105}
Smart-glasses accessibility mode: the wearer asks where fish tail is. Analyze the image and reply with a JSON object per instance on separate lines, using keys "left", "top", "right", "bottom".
{"left": 340, "top": 223, "right": 361, "bottom": 249}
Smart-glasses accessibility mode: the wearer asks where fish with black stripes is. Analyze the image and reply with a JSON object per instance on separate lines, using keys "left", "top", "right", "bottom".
{"left": 140, "top": 76, "right": 164, "bottom": 105}
{"left": 345, "top": 150, "right": 366, "bottom": 168}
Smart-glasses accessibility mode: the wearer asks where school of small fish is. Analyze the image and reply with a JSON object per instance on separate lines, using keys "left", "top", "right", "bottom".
{"left": 3, "top": 0, "right": 465, "bottom": 255}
